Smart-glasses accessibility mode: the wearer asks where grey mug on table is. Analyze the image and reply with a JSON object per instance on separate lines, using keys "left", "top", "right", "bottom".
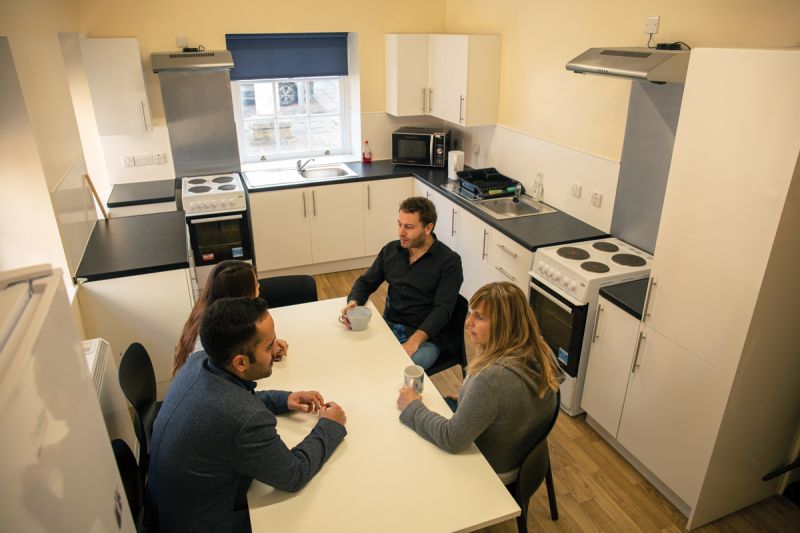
{"left": 404, "top": 364, "right": 424, "bottom": 394}
{"left": 339, "top": 305, "right": 372, "bottom": 331}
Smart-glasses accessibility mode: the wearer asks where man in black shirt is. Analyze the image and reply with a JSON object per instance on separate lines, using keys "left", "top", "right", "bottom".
{"left": 340, "top": 196, "right": 463, "bottom": 369}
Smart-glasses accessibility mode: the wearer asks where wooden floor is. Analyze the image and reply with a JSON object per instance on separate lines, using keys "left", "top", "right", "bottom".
{"left": 313, "top": 269, "right": 800, "bottom": 533}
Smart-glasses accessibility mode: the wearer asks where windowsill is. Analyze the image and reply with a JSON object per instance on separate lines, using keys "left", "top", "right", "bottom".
{"left": 241, "top": 154, "right": 361, "bottom": 172}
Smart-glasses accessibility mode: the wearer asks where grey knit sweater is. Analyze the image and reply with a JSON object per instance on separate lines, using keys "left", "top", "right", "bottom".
{"left": 399, "top": 355, "right": 557, "bottom": 477}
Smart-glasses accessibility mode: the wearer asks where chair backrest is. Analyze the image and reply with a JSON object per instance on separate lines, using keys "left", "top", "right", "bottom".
{"left": 119, "top": 342, "right": 157, "bottom": 414}
{"left": 516, "top": 389, "right": 561, "bottom": 507}
{"left": 258, "top": 275, "right": 317, "bottom": 308}
{"left": 427, "top": 295, "right": 469, "bottom": 375}
{"left": 111, "top": 438, "right": 144, "bottom": 528}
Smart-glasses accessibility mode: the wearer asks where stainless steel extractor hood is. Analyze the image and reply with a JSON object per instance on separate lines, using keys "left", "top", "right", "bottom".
{"left": 566, "top": 47, "right": 689, "bottom": 83}
{"left": 151, "top": 50, "right": 233, "bottom": 72}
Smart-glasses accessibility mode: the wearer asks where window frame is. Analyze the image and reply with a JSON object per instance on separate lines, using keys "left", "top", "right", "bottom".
{"left": 232, "top": 75, "right": 351, "bottom": 164}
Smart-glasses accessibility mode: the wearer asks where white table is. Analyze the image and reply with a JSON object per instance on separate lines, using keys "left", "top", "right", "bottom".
{"left": 247, "top": 298, "right": 520, "bottom": 532}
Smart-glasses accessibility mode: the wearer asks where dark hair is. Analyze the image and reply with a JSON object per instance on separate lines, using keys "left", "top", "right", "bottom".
{"left": 200, "top": 297, "right": 270, "bottom": 367}
{"left": 399, "top": 196, "right": 437, "bottom": 228}
{"left": 172, "top": 261, "right": 257, "bottom": 375}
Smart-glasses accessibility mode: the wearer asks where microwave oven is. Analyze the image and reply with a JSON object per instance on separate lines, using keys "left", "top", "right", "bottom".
{"left": 392, "top": 127, "right": 450, "bottom": 167}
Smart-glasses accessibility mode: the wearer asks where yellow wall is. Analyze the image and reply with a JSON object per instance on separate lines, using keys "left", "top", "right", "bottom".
{"left": 445, "top": 0, "right": 800, "bottom": 160}
{"left": 76, "top": 0, "right": 447, "bottom": 121}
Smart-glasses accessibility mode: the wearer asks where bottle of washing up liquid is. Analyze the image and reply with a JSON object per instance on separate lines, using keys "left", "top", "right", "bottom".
{"left": 362, "top": 140, "right": 372, "bottom": 163}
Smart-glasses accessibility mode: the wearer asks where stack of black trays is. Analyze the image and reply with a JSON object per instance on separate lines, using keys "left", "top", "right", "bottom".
{"left": 457, "top": 167, "right": 521, "bottom": 199}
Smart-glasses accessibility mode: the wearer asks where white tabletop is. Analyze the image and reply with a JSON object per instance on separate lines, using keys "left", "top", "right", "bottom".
{"left": 247, "top": 297, "right": 520, "bottom": 532}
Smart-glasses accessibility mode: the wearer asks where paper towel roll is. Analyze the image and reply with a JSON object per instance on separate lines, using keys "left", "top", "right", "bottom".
{"left": 448, "top": 151, "right": 464, "bottom": 180}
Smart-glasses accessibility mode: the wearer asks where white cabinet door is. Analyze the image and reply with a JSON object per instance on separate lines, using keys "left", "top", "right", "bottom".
{"left": 487, "top": 230, "right": 534, "bottom": 295}
{"left": 617, "top": 324, "right": 730, "bottom": 505}
{"left": 309, "top": 182, "right": 364, "bottom": 263}
{"left": 80, "top": 37, "right": 150, "bottom": 135}
{"left": 458, "top": 210, "right": 491, "bottom": 299}
{"left": 581, "top": 297, "right": 641, "bottom": 437}
{"left": 78, "top": 269, "right": 194, "bottom": 399}
{"left": 250, "top": 188, "right": 312, "bottom": 271}
{"left": 415, "top": 180, "right": 459, "bottom": 252}
{"left": 385, "top": 34, "right": 429, "bottom": 117}
{"left": 427, "top": 34, "right": 449, "bottom": 119}
{"left": 364, "top": 177, "right": 413, "bottom": 256}
{"left": 438, "top": 35, "right": 469, "bottom": 125}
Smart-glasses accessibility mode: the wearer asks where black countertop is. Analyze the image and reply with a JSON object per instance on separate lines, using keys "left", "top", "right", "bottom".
{"left": 75, "top": 211, "right": 189, "bottom": 282}
{"left": 107, "top": 179, "right": 177, "bottom": 207}
{"left": 599, "top": 278, "right": 649, "bottom": 320}
{"left": 246, "top": 160, "right": 607, "bottom": 251}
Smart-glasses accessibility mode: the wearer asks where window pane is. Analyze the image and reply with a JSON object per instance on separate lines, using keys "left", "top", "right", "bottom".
{"left": 276, "top": 81, "right": 307, "bottom": 116}
{"left": 308, "top": 79, "right": 341, "bottom": 115}
{"left": 240, "top": 82, "right": 257, "bottom": 119}
{"left": 244, "top": 120, "right": 278, "bottom": 158}
{"left": 254, "top": 82, "right": 275, "bottom": 117}
{"left": 310, "top": 116, "right": 342, "bottom": 150}
{"left": 277, "top": 118, "right": 309, "bottom": 153}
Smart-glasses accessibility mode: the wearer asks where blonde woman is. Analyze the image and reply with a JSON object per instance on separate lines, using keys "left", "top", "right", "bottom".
{"left": 396, "top": 281, "right": 561, "bottom": 485}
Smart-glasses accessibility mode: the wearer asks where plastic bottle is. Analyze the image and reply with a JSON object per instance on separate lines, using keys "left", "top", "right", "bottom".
{"left": 362, "top": 140, "right": 372, "bottom": 163}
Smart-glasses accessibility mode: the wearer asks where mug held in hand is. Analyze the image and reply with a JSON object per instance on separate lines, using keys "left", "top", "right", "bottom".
{"left": 340, "top": 305, "right": 372, "bottom": 331}
{"left": 404, "top": 364, "right": 424, "bottom": 394}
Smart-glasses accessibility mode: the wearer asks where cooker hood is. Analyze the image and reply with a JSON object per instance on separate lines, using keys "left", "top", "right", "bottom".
{"left": 566, "top": 47, "right": 689, "bottom": 83}
{"left": 151, "top": 50, "right": 233, "bottom": 72}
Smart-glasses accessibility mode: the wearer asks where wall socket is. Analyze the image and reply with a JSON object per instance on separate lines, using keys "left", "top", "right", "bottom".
{"left": 591, "top": 191, "right": 603, "bottom": 207}
{"left": 123, "top": 153, "right": 168, "bottom": 167}
{"left": 571, "top": 184, "right": 582, "bottom": 199}
{"left": 176, "top": 36, "right": 188, "bottom": 49}
{"left": 645, "top": 16, "right": 660, "bottom": 34}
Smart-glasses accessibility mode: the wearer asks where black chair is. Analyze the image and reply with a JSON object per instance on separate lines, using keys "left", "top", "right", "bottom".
{"left": 119, "top": 342, "right": 162, "bottom": 480}
{"left": 426, "top": 295, "right": 469, "bottom": 376}
{"left": 111, "top": 439, "right": 145, "bottom": 531}
{"left": 512, "top": 389, "right": 561, "bottom": 533}
{"left": 258, "top": 275, "right": 318, "bottom": 308}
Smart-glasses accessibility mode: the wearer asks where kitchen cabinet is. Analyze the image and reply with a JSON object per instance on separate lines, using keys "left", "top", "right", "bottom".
{"left": 580, "top": 297, "right": 640, "bottom": 437}
{"left": 309, "top": 182, "right": 365, "bottom": 263}
{"left": 414, "top": 180, "right": 459, "bottom": 252}
{"left": 250, "top": 187, "right": 313, "bottom": 271}
{"left": 364, "top": 177, "right": 414, "bottom": 256}
{"left": 487, "top": 229, "right": 534, "bottom": 295}
{"left": 385, "top": 34, "right": 500, "bottom": 127}
{"left": 457, "top": 210, "right": 492, "bottom": 299}
{"left": 78, "top": 268, "right": 194, "bottom": 400}
{"left": 79, "top": 37, "right": 150, "bottom": 135}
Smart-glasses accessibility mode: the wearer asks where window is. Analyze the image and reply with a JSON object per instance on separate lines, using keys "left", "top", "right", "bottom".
{"left": 226, "top": 32, "right": 351, "bottom": 163}
{"left": 234, "top": 76, "right": 347, "bottom": 162}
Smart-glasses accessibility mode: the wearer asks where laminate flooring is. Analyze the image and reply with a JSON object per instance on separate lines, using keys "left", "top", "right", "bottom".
{"left": 313, "top": 268, "right": 800, "bottom": 533}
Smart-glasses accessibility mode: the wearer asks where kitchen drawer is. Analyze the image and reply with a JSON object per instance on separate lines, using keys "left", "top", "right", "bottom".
{"left": 489, "top": 231, "right": 533, "bottom": 293}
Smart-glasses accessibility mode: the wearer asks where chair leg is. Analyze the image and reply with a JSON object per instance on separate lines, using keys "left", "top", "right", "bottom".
{"left": 545, "top": 463, "right": 558, "bottom": 521}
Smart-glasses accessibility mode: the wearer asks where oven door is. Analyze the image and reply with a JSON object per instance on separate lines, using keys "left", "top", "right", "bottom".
{"left": 529, "top": 278, "right": 588, "bottom": 378}
{"left": 187, "top": 212, "right": 253, "bottom": 266}
{"left": 392, "top": 132, "right": 433, "bottom": 166}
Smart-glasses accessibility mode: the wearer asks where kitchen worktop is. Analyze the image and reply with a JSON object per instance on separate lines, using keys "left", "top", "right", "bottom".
{"left": 246, "top": 159, "right": 607, "bottom": 251}
{"left": 75, "top": 211, "right": 189, "bottom": 282}
{"left": 106, "top": 179, "right": 177, "bottom": 207}
{"left": 599, "top": 277, "right": 649, "bottom": 320}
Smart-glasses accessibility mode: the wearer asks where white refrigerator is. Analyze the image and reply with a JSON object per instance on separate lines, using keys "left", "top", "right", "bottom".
{"left": 0, "top": 265, "right": 134, "bottom": 532}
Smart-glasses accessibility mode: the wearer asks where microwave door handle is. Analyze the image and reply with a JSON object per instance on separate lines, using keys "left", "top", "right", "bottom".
{"left": 529, "top": 281, "right": 573, "bottom": 314}
{"left": 190, "top": 214, "right": 243, "bottom": 224}
{"left": 429, "top": 136, "right": 434, "bottom": 166}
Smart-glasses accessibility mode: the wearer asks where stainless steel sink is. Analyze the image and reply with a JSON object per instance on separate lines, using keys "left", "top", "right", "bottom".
{"left": 300, "top": 164, "right": 358, "bottom": 179}
{"left": 474, "top": 195, "right": 556, "bottom": 220}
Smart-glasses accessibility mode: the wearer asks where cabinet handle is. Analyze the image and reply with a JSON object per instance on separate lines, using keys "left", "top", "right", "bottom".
{"left": 481, "top": 230, "right": 488, "bottom": 259}
{"left": 302, "top": 191, "right": 307, "bottom": 218}
{"left": 631, "top": 331, "right": 646, "bottom": 373}
{"left": 312, "top": 190, "right": 317, "bottom": 217}
{"left": 428, "top": 88, "right": 433, "bottom": 113}
{"left": 591, "top": 304, "right": 603, "bottom": 343}
{"left": 451, "top": 209, "right": 456, "bottom": 237}
{"left": 459, "top": 95, "right": 465, "bottom": 124}
{"left": 367, "top": 184, "right": 371, "bottom": 210}
{"left": 496, "top": 244, "right": 518, "bottom": 259}
{"left": 494, "top": 266, "right": 515, "bottom": 281}
{"left": 140, "top": 100, "right": 148, "bottom": 131}
{"left": 642, "top": 277, "right": 658, "bottom": 322}
{"left": 421, "top": 88, "right": 426, "bottom": 113}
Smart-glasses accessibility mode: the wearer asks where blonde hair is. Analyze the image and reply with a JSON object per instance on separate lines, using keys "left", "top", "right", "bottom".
{"left": 466, "top": 282, "right": 560, "bottom": 398}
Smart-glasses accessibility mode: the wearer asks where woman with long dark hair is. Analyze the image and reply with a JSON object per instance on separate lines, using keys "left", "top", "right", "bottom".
{"left": 172, "top": 260, "right": 288, "bottom": 376}
{"left": 396, "top": 281, "right": 561, "bottom": 484}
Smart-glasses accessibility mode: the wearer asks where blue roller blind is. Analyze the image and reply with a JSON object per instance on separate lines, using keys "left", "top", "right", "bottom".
{"left": 226, "top": 32, "right": 349, "bottom": 81}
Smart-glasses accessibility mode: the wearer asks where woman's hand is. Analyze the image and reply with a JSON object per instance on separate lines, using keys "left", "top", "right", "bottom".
{"left": 274, "top": 338, "right": 289, "bottom": 361}
{"left": 396, "top": 386, "right": 422, "bottom": 411}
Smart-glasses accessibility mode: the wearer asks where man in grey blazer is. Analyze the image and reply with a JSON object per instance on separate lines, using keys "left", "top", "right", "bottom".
{"left": 148, "top": 297, "right": 347, "bottom": 532}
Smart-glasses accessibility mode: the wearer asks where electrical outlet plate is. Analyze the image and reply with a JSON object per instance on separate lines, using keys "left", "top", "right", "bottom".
{"left": 176, "top": 36, "right": 188, "bottom": 49}
{"left": 472, "top": 144, "right": 480, "bottom": 156}
{"left": 645, "top": 16, "right": 660, "bottom": 34}
{"left": 571, "top": 184, "right": 582, "bottom": 199}
{"left": 154, "top": 153, "right": 167, "bottom": 165}
{"left": 122, "top": 155, "right": 135, "bottom": 167}
{"left": 591, "top": 191, "right": 603, "bottom": 207}
{"left": 134, "top": 153, "right": 154, "bottom": 166}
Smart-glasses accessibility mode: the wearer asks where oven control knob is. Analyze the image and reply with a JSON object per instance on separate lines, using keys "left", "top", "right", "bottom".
{"left": 569, "top": 280, "right": 577, "bottom": 291}
{"left": 211, "top": 200, "right": 219, "bottom": 207}
{"left": 554, "top": 272, "right": 562, "bottom": 281}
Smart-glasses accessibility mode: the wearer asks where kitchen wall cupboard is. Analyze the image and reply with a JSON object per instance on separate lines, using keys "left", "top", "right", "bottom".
{"left": 580, "top": 48, "right": 800, "bottom": 530}
{"left": 251, "top": 178, "right": 412, "bottom": 272}
{"left": 79, "top": 37, "right": 151, "bottom": 135}
{"left": 385, "top": 34, "right": 500, "bottom": 127}
{"left": 77, "top": 268, "right": 194, "bottom": 400}
{"left": 364, "top": 177, "right": 414, "bottom": 256}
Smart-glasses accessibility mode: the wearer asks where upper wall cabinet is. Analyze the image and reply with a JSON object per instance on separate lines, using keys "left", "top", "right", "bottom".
{"left": 385, "top": 34, "right": 500, "bottom": 127}
{"left": 80, "top": 37, "right": 151, "bottom": 135}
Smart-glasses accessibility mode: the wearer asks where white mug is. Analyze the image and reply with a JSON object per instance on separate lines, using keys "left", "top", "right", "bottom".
{"left": 404, "top": 364, "right": 424, "bottom": 394}
{"left": 448, "top": 150, "right": 464, "bottom": 181}
{"left": 339, "top": 305, "right": 372, "bottom": 331}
